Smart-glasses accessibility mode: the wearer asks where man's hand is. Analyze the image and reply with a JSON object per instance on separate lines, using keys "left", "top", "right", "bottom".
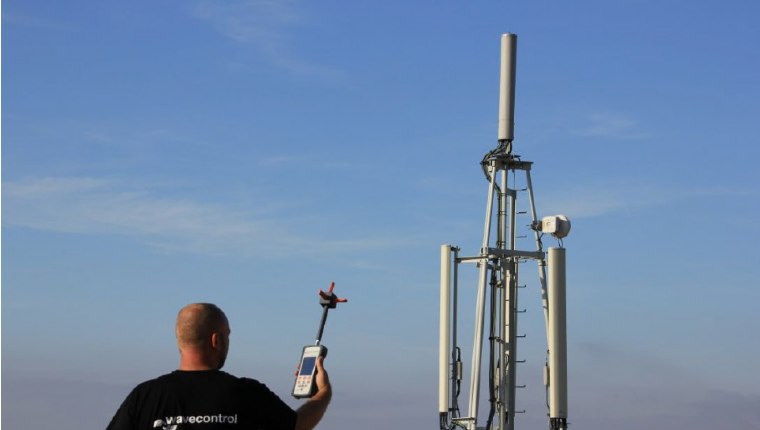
{"left": 295, "top": 357, "right": 332, "bottom": 430}
{"left": 313, "top": 357, "right": 332, "bottom": 398}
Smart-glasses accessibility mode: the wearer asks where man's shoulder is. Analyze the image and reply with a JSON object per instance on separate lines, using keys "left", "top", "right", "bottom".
{"left": 127, "top": 372, "right": 178, "bottom": 393}
{"left": 128, "top": 370, "right": 271, "bottom": 397}
{"left": 150, "top": 371, "right": 178, "bottom": 382}
{"left": 145, "top": 370, "right": 264, "bottom": 386}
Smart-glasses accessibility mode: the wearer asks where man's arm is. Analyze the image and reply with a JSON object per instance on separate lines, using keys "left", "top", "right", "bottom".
{"left": 294, "top": 357, "right": 332, "bottom": 430}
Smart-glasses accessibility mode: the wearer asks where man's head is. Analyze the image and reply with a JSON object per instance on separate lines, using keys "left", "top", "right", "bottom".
{"left": 176, "top": 303, "right": 230, "bottom": 370}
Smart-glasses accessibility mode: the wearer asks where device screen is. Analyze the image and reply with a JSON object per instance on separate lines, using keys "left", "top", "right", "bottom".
{"left": 299, "top": 356, "right": 317, "bottom": 376}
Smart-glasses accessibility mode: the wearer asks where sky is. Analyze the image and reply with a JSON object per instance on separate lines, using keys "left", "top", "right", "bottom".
{"left": 2, "top": 0, "right": 760, "bottom": 429}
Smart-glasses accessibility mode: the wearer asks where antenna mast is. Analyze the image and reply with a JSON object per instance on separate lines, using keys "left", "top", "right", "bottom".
{"left": 438, "top": 33, "right": 571, "bottom": 430}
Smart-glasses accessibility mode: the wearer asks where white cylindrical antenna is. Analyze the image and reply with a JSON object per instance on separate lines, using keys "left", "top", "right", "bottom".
{"left": 498, "top": 33, "right": 517, "bottom": 142}
{"left": 548, "top": 247, "right": 568, "bottom": 421}
{"left": 439, "top": 244, "right": 452, "bottom": 414}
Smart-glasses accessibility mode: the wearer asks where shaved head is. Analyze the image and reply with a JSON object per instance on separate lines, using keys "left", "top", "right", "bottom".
{"left": 176, "top": 303, "right": 229, "bottom": 349}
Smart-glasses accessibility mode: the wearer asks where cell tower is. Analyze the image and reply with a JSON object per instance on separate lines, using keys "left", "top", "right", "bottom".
{"left": 438, "top": 34, "right": 571, "bottom": 430}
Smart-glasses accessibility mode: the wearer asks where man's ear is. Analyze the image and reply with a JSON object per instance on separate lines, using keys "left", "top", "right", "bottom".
{"left": 211, "top": 332, "right": 220, "bottom": 349}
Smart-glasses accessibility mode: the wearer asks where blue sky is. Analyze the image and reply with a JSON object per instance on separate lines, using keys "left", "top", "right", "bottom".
{"left": 3, "top": 1, "right": 759, "bottom": 429}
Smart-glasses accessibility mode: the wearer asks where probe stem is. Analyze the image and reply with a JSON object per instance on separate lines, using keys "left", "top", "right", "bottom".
{"left": 315, "top": 306, "right": 330, "bottom": 345}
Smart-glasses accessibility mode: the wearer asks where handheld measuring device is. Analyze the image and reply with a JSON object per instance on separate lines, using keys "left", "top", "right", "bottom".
{"left": 292, "top": 282, "right": 347, "bottom": 399}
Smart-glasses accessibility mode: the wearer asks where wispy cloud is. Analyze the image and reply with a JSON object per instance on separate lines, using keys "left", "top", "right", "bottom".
{"left": 3, "top": 177, "right": 404, "bottom": 258}
{"left": 540, "top": 186, "right": 627, "bottom": 218}
{"left": 539, "top": 182, "right": 755, "bottom": 219}
{"left": 256, "top": 154, "right": 360, "bottom": 170}
{"left": 571, "top": 112, "right": 650, "bottom": 140}
{"left": 193, "top": 0, "right": 301, "bottom": 45}
{"left": 572, "top": 342, "right": 760, "bottom": 429}
{"left": 190, "top": 0, "right": 343, "bottom": 79}
{"left": 2, "top": 11, "right": 71, "bottom": 31}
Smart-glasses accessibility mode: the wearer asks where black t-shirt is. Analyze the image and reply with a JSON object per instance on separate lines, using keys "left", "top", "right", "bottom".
{"left": 106, "top": 370, "right": 297, "bottom": 430}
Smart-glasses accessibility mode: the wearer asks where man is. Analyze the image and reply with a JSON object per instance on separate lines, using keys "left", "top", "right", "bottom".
{"left": 107, "top": 303, "right": 331, "bottom": 430}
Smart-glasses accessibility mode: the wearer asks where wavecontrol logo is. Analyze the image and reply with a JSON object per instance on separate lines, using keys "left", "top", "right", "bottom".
{"left": 153, "top": 414, "right": 238, "bottom": 429}
{"left": 153, "top": 419, "right": 177, "bottom": 430}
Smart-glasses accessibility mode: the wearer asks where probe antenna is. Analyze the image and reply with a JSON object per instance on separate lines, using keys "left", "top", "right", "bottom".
{"left": 292, "top": 281, "right": 347, "bottom": 399}
{"left": 315, "top": 282, "right": 347, "bottom": 345}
